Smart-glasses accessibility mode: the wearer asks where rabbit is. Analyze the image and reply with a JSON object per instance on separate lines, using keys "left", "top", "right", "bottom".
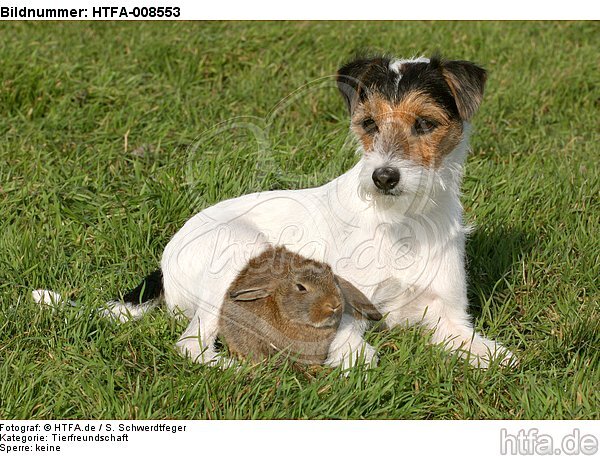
{"left": 218, "top": 245, "right": 382, "bottom": 366}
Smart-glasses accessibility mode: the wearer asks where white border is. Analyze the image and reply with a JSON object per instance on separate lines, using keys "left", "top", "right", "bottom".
{"left": 1, "top": 0, "right": 599, "bottom": 19}
{"left": 0, "top": 420, "right": 598, "bottom": 456}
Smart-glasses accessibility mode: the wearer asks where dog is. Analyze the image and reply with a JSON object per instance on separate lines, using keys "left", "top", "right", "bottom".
{"left": 35, "top": 54, "right": 515, "bottom": 369}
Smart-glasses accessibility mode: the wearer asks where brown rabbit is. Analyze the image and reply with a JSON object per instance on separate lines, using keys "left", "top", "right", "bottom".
{"left": 218, "top": 245, "right": 381, "bottom": 366}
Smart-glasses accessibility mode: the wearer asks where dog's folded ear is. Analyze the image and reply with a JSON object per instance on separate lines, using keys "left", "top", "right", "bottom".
{"left": 337, "top": 55, "right": 487, "bottom": 120}
{"left": 336, "top": 56, "right": 390, "bottom": 114}
{"left": 439, "top": 59, "right": 487, "bottom": 121}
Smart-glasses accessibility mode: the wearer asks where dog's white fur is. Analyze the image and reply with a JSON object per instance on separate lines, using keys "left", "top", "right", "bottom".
{"left": 34, "top": 57, "right": 515, "bottom": 369}
{"left": 155, "top": 120, "right": 513, "bottom": 368}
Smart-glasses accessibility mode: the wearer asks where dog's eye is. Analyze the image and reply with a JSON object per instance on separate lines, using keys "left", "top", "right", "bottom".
{"left": 413, "top": 118, "right": 438, "bottom": 135}
{"left": 295, "top": 283, "right": 307, "bottom": 292}
{"left": 361, "top": 117, "right": 378, "bottom": 134}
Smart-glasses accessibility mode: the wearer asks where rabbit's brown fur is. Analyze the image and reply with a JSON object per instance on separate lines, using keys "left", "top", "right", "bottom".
{"left": 219, "top": 246, "right": 380, "bottom": 365}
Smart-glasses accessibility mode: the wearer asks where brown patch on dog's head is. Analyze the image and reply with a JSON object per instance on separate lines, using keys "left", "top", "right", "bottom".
{"left": 349, "top": 92, "right": 464, "bottom": 167}
{"left": 337, "top": 54, "right": 486, "bottom": 167}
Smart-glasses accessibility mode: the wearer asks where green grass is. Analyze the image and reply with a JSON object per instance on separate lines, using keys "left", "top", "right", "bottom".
{"left": 0, "top": 21, "right": 598, "bottom": 419}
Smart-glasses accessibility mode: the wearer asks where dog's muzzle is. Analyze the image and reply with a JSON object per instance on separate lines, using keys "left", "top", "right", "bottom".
{"left": 372, "top": 167, "right": 400, "bottom": 192}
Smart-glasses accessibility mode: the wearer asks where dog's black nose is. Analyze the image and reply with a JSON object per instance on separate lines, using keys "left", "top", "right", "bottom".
{"left": 372, "top": 167, "right": 400, "bottom": 191}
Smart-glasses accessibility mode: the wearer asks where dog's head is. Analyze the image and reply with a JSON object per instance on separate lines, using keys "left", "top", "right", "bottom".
{"left": 337, "top": 55, "right": 486, "bottom": 208}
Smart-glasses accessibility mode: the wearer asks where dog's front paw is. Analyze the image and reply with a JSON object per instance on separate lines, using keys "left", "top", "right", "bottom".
{"left": 467, "top": 340, "right": 518, "bottom": 369}
{"left": 176, "top": 337, "right": 219, "bottom": 365}
{"left": 361, "top": 342, "right": 379, "bottom": 368}
{"left": 494, "top": 345, "right": 519, "bottom": 368}
{"left": 326, "top": 341, "right": 378, "bottom": 372}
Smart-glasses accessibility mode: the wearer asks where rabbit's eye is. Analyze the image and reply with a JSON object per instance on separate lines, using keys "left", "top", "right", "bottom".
{"left": 295, "top": 283, "right": 307, "bottom": 292}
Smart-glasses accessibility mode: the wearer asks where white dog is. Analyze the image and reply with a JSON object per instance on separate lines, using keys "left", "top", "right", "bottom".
{"left": 35, "top": 54, "right": 515, "bottom": 369}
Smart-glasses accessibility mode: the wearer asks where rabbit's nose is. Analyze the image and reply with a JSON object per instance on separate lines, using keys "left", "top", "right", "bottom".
{"left": 325, "top": 301, "right": 341, "bottom": 313}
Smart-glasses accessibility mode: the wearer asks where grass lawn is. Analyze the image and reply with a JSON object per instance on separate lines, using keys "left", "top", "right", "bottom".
{"left": 0, "top": 21, "right": 598, "bottom": 419}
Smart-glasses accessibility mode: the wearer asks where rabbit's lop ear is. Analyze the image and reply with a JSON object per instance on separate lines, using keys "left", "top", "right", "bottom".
{"left": 334, "top": 276, "right": 382, "bottom": 321}
{"left": 229, "top": 288, "right": 271, "bottom": 301}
